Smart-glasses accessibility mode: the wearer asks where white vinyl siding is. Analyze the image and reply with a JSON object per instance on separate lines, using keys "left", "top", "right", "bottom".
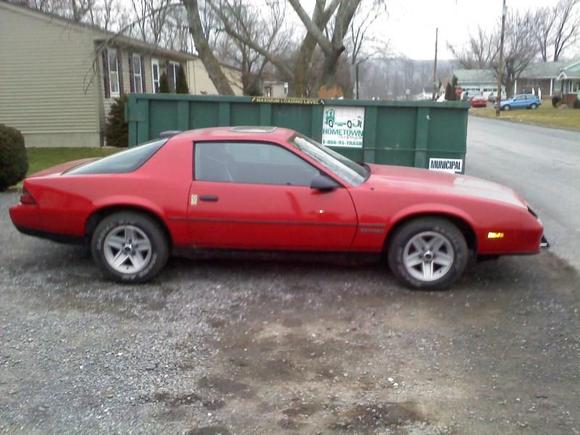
{"left": 0, "top": 2, "right": 100, "bottom": 146}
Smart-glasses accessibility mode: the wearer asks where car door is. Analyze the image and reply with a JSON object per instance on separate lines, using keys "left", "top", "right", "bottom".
{"left": 514, "top": 95, "right": 525, "bottom": 108}
{"left": 187, "top": 141, "right": 358, "bottom": 251}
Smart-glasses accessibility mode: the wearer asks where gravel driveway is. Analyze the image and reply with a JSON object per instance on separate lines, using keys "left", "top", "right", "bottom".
{"left": 0, "top": 191, "right": 578, "bottom": 434}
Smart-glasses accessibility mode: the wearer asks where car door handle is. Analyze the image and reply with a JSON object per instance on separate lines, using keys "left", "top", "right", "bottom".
{"left": 199, "top": 195, "right": 219, "bottom": 202}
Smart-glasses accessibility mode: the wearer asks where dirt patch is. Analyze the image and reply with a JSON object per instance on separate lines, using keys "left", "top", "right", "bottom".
{"left": 185, "top": 426, "right": 231, "bottom": 435}
{"left": 331, "top": 401, "right": 424, "bottom": 431}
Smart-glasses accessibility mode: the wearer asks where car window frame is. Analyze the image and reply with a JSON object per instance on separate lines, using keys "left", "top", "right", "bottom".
{"left": 192, "top": 139, "right": 346, "bottom": 188}
{"left": 66, "top": 138, "right": 168, "bottom": 175}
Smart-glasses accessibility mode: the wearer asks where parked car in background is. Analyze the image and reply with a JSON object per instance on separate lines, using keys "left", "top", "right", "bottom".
{"left": 497, "top": 94, "right": 541, "bottom": 111}
{"left": 470, "top": 95, "right": 488, "bottom": 108}
{"left": 9, "top": 127, "right": 548, "bottom": 290}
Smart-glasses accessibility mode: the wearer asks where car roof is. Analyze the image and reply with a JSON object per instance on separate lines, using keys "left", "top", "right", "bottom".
{"left": 169, "top": 126, "right": 297, "bottom": 143}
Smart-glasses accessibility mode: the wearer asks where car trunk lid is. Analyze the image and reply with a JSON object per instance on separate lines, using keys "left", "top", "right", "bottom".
{"left": 28, "top": 158, "right": 100, "bottom": 178}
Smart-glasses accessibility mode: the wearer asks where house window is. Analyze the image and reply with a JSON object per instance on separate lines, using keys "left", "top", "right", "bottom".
{"left": 132, "top": 54, "right": 143, "bottom": 93}
{"left": 108, "top": 48, "right": 120, "bottom": 97}
{"left": 168, "top": 61, "right": 180, "bottom": 91}
{"left": 151, "top": 59, "right": 160, "bottom": 93}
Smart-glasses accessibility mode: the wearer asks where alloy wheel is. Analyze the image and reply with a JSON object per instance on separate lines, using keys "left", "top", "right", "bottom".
{"left": 103, "top": 225, "right": 152, "bottom": 274}
{"left": 402, "top": 231, "right": 455, "bottom": 282}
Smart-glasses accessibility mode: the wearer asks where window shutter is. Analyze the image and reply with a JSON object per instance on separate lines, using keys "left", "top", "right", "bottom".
{"left": 165, "top": 60, "right": 174, "bottom": 92}
{"left": 128, "top": 52, "right": 134, "bottom": 93}
{"left": 140, "top": 56, "right": 146, "bottom": 92}
{"left": 102, "top": 49, "right": 110, "bottom": 99}
{"left": 118, "top": 51, "right": 125, "bottom": 95}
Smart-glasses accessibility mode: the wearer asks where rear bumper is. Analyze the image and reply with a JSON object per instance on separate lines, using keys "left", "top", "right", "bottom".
{"left": 13, "top": 225, "right": 85, "bottom": 245}
{"left": 10, "top": 204, "right": 85, "bottom": 245}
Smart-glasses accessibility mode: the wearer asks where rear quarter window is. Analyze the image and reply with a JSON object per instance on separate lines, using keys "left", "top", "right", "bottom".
{"left": 67, "top": 138, "right": 167, "bottom": 175}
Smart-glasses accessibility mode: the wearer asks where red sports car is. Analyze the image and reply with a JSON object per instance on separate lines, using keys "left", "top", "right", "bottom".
{"left": 9, "top": 127, "right": 547, "bottom": 290}
{"left": 470, "top": 96, "right": 488, "bottom": 108}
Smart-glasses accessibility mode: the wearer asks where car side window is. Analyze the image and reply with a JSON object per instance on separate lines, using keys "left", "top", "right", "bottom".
{"left": 195, "top": 141, "right": 319, "bottom": 186}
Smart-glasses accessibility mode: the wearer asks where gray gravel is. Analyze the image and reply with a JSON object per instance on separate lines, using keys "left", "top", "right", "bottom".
{"left": 0, "top": 191, "right": 579, "bottom": 434}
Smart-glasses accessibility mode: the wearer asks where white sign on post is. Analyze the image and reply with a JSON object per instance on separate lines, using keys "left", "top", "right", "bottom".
{"left": 321, "top": 106, "right": 365, "bottom": 148}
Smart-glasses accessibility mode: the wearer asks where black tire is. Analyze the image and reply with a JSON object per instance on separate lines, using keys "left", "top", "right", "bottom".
{"left": 503, "top": 105, "right": 511, "bottom": 111}
{"left": 387, "top": 217, "right": 469, "bottom": 290}
{"left": 91, "top": 211, "right": 169, "bottom": 283}
{"left": 530, "top": 103, "right": 537, "bottom": 109}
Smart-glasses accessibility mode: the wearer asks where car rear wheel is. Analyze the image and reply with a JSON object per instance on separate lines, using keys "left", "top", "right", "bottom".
{"left": 387, "top": 217, "right": 468, "bottom": 290}
{"left": 91, "top": 212, "right": 169, "bottom": 283}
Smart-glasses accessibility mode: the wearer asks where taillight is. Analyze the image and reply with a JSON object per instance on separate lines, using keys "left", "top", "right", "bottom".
{"left": 20, "top": 188, "right": 36, "bottom": 205}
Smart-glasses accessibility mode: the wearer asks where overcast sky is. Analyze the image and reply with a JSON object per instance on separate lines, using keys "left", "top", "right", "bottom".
{"left": 381, "top": 0, "right": 576, "bottom": 60}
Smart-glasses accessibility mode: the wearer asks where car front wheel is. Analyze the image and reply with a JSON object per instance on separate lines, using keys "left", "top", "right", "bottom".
{"left": 387, "top": 217, "right": 469, "bottom": 290}
{"left": 530, "top": 103, "right": 538, "bottom": 109}
{"left": 503, "top": 105, "right": 511, "bottom": 111}
{"left": 91, "top": 211, "right": 169, "bottom": 283}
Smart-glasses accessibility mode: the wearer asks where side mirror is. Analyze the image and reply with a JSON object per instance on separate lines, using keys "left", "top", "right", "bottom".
{"left": 310, "top": 173, "right": 340, "bottom": 191}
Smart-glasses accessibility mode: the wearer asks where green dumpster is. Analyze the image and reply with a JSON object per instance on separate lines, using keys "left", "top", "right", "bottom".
{"left": 126, "top": 94, "right": 469, "bottom": 173}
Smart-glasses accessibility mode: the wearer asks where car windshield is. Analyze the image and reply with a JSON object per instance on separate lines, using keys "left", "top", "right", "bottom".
{"left": 290, "top": 135, "right": 367, "bottom": 186}
{"left": 67, "top": 138, "right": 167, "bottom": 175}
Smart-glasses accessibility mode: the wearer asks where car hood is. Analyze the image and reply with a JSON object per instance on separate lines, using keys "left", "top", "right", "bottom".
{"left": 366, "top": 164, "right": 527, "bottom": 208}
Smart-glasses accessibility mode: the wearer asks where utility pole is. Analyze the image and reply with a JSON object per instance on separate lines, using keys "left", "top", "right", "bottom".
{"left": 432, "top": 27, "right": 438, "bottom": 100}
{"left": 495, "top": 0, "right": 507, "bottom": 117}
{"left": 356, "top": 62, "right": 360, "bottom": 99}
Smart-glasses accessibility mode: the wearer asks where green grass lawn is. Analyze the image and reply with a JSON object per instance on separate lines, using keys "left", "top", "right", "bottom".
{"left": 470, "top": 103, "right": 580, "bottom": 131}
{"left": 26, "top": 147, "right": 120, "bottom": 175}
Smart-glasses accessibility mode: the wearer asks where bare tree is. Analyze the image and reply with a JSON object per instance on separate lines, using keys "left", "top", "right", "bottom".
{"left": 182, "top": 0, "right": 235, "bottom": 94}
{"left": 534, "top": 0, "right": 579, "bottom": 61}
{"left": 211, "top": 0, "right": 289, "bottom": 95}
{"left": 448, "top": 27, "right": 498, "bottom": 69}
{"left": 70, "top": 0, "right": 94, "bottom": 22}
{"left": 288, "top": 0, "right": 363, "bottom": 95}
{"left": 206, "top": 0, "right": 338, "bottom": 96}
{"left": 346, "top": 0, "right": 388, "bottom": 98}
{"left": 500, "top": 10, "right": 540, "bottom": 96}
{"left": 161, "top": 6, "right": 194, "bottom": 52}
{"left": 10, "top": 0, "right": 132, "bottom": 32}
{"left": 348, "top": 3, "right": 383, "bottom": 66}
{"left": 552, "top": 0, "right": 580, "bottom": 61}
{"left": 131, "top": 0, "right": 174, "bottom": 45}
{"left": 534, "top": 6, "right": 557, "bottom": 62}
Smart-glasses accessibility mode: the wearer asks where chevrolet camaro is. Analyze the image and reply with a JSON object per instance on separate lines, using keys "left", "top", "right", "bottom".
{"left": 9, "top": 127, "right": 547, "bottom": 290}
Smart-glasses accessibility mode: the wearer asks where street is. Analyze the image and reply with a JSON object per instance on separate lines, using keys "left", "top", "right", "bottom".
{"left": 466, "top": 116, "right": 580, "bottom": 270}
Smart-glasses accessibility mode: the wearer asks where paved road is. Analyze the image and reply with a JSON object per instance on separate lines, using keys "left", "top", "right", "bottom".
{"left": 466, "top": 116, "right": 580, "bottom": 269}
